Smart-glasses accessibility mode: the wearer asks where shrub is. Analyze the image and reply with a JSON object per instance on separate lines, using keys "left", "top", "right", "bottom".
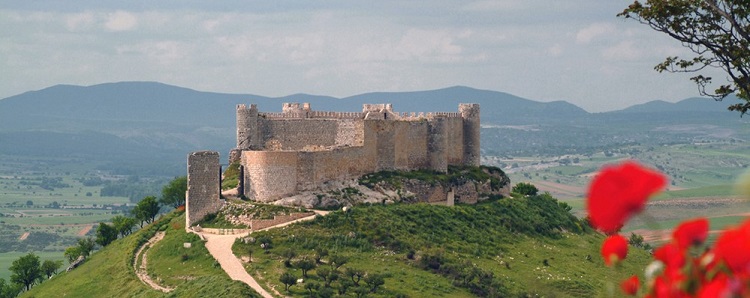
{"left": 512, "top": 182, "right": 538, "bottom": 196}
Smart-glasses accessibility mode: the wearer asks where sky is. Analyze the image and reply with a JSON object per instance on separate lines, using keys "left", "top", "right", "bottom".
{"left": 0, "top": 1, "right": 728, "bottom": 112}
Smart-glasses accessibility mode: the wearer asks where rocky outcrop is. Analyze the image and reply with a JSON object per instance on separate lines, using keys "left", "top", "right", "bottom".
{"left": 270, "top": 165, "right": 511, "bottom": 209}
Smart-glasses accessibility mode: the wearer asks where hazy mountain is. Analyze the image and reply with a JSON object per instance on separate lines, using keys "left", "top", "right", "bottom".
{"left": 615, "top": 96, "right": 739, "bottom": 113}
{"left": 0, "top": 81, "right": 744, "bottom": 175}
{"left": 0, "top": 82, "right": 587, "bottom": 130}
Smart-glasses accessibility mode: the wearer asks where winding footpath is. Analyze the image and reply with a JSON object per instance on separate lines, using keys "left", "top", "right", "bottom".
{"left": 197, "top": 211, "right": 329, "bottom": 298}
{"left": 133, "top": 231, "right": 174, "bottom": 293}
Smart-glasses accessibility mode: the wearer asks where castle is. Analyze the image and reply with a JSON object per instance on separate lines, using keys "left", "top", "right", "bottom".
{"left": 186, "top": 102, "right": 479, "bottom": 226}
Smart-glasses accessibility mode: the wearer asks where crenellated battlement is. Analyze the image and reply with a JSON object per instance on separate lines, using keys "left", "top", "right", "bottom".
{"left": 237, "top": 103, "right": 258, "bottom": 111}
{"left": 249, "top": 103, "right": 465, "bottom": 121}
{"left": 260, "top": 110, "right": 366, "bottom": 119}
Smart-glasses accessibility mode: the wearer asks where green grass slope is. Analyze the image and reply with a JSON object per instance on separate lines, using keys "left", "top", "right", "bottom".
{"left": 21, "top": 211, "right": 258, "bottom": 298}
{"left": 233, "top": 195, "right": 651, "bottom": 297}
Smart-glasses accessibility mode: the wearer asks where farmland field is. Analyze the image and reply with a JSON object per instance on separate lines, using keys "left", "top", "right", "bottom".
{"left": 0, "top": 155, "right": 169, "bottom": 281}
{"left": 488, "top": 141, "right": 750, "bottom": 244}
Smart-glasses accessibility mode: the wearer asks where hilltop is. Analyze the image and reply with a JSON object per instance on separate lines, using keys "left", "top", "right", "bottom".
{"left": 21, "top": 189, "right": 651, "bottom": 297}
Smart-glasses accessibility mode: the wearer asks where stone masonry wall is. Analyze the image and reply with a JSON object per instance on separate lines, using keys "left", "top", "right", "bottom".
{"left": 335, "top": 119, "right": 364, "bottom": 147}
{"left": 300, "top": 146, "right": 374, "bottom": 190}
{"left": 250, "top": 212, "right": 316, "bottom": 230}
{"left": 259, "top": 119, "right": 339, "bottom": 150}
{"left": 443, "top": 116, "right": 465, "bottom": 164}
{"left": 404, "top": 121, "right": 430, "bottom": 169}
{"left": 186, "top": 151, "right": 223, "bottom": 226}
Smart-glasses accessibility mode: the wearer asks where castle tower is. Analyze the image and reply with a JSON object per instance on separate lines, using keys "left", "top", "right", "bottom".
{"left": 282, "top": 102, "right": 310, "bottom": 118}
{"left": 186, "top": 151, "right": 223, "bottom": 227}
{"left": 236, "top": 104, "right": 259, "bottom": 150}
{"left": 428, "top": 117, "right": 448, "bottom": 172}
{"left": 459, "top": 103, "right": 480, "bottom": 166}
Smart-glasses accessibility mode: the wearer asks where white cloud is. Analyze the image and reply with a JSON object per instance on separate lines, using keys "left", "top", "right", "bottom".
{"left": 116, "top": 40, "right": 188, "bottom": 65}
{"left": 576, "top": 23, "right": 615, "bottom": 44}
{"left": 65, "top": 11, "right": 95, "bottom": 31}
{"left": 396, "top": 29, "right": 463, "bottom": 62}
{"left": 547, "top": 43, "right": 563, "bottom": 57}
{"left": 462, "top": 0, "right": 525, "bottom": 12}
{"left": 0, "top": 3, "right": 721, "bottom": 112}
{"left": 105, "top": 10, "right": 137, "bottom": 31}
{"left": 602, "top": 40, "right": 642, "bottom": 61}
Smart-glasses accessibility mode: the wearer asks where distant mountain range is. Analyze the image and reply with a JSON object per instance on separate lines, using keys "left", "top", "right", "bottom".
{"left": 0, "top": 81, "right": 745, "bottom": 175}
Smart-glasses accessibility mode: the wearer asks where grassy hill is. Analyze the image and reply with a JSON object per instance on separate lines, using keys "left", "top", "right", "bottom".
{"left": 231, "top": 195, "right": 651, "bottom": 297}
{"left": 21, "top": 211, "right": 258, "bottom": 298}
{"left": 16, "top": 192, "right": 651, "bottom": 297}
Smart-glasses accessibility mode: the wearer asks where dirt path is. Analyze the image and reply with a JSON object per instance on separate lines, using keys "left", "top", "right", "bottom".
{"left": 197, "top": 210, "right": 329, "bottom": 298}
{"left": 133, "top": 231, "right": 173, "bottom": 293}
{"left": 77, "top": 225, "right": 93, "bottom": 236}
{"left": 19, "top": 232, "right": 30, "bottom": 241}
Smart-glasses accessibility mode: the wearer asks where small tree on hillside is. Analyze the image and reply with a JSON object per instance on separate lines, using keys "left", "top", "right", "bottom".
{"left": 111, "top": 215, "right": 137, "bottom": 237}
{"left": 512, "top": 182, "right": 539, "bottom": 196}
{"left": 40, "top": 260, "right": 62, "bottom": 279}
{"left": 64, "top": 246, "right": 82, "bottom": 263}
{"left": 345, "top": 268, "right": 365, "bottom": 286}
{"left": 314, "top": 247, "right": 328, "bottom": 264}
{"left": 279, "top": 272, "right": 297, "bottom": 292}
{"left": 0, "top": 278, "right": 22, "bottom": 298}
{"left": 160, "top": 176, "right": 187, "bottom": 208}
{"left": 329, "top": 254, "right": 348, "bottom": 269}
{"left": 77, "top": 237, "right": 96, "bottom": 258}
{"left": 316, "top": 267, "right": 339, "bottom": 288}
{"left": 296, "top": 257, "right": 316, "bottom": 278}
{"left": 364, "top": 273, "right": 385, "bottom": 293}
{"left": 132, "top": 196, "right": 160, "bottom": 227}
{"left": 304, "top": 282, "right": 320, "bottom": 297}
{"left": 95, "top": 222, "right": 118, "bottom": 247}
{"left": 9, "top": 253, "right": 41, "bottom": 291}
{"left": 282, "top": 248, "right": 297, "bottom": 267}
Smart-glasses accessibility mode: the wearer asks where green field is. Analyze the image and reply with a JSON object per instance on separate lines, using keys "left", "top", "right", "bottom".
{"left": 501, "top": 142, "right": 750, "bottom": 199}
{"left": 0, "top": 251, "right": 65, "bottom": 282}
{"left": 0, "top": 155, "right": 171, "bottom": 289}
{"left": 491, "top": 142, "right": 750, "bottom": 247}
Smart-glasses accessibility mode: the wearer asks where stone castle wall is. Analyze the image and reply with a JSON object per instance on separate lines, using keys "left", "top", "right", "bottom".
{"left": 235, "top": 103, "right": 480, "bottom": 202}
{"left": 259, "top": 119, "right": 340, "bottom": 150}
{"left": 186, "top": 151, "right": 223, "bottom": 226}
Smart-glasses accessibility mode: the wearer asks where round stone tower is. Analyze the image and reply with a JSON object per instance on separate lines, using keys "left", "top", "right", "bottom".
{"left": 236, "top": 104, "right": 259, "bottom": 150}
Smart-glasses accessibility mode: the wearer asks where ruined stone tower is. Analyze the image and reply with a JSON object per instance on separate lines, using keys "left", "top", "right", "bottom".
{"left": 459, "top": 103, "right": 481, "bottom": 166}
{"left": 185, "top": 151, "right": 223, "bottom": 226}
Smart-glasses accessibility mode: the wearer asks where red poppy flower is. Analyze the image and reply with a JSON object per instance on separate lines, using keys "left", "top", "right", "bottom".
{"left": 713, "top": 218, "right": 750, "bottom": 275}
{"left": 621, "top": 275, "right": 640, "bottom": 296}
{"left": 586, "top": 161, "right": 667, "bottom": 234}
{"left": 673, "top": 217, "right": 709, "bottom": 249}
{"left": 697, "top": 274, "right": 729, "bottom": 298}
{"left": 601, "top": 234, "right": 628, "bottom": 266}
{"left": 651, "top": 275, "right": 691, "bottom": 298}
{"left": 654, "top": 242, "right": 686, "bottom": 270}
